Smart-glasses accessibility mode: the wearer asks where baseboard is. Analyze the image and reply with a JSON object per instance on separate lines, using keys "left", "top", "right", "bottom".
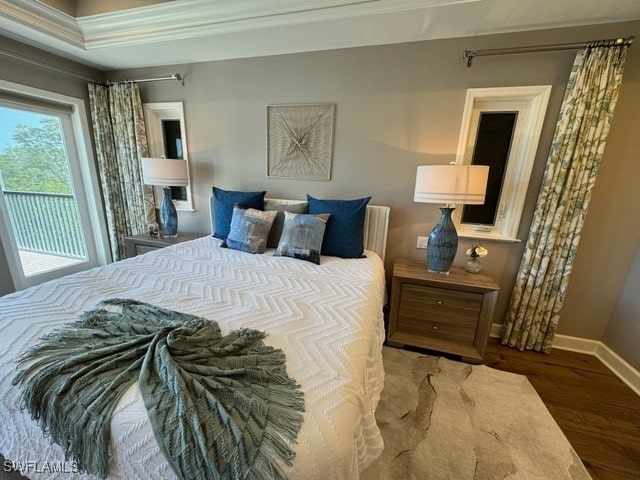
{"left": 548, "top": 333, "right": 600, "bottom": 354}
{"left": 490, "top": 323, "right": 640, "bottom": 397}
{"left": 595, "top": 343, "right": 640, "bottom": 397}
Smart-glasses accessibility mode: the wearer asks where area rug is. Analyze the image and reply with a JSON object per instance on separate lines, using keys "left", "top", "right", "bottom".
{"left": 361, "top": 347, "right": 591, "bottom": 480}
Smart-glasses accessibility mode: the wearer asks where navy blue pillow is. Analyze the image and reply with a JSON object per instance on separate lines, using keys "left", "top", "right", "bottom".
{"left": 212, "top": 187, "right": 266, "bottom": 239}
{"left": 307, "top": 195, "right": 371, "bottom": 258}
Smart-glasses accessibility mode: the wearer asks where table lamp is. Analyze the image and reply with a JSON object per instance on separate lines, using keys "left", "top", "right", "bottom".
{"left": 414, "top": 164, "right": 489, "bottom": 274}
{"left": 141, "top": 156, "right": 189, "bottom": 237}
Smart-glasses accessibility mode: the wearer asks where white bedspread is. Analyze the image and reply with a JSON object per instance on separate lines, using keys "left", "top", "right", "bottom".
{"left": 0, "top": 237, "right": 386, "bottom": 479}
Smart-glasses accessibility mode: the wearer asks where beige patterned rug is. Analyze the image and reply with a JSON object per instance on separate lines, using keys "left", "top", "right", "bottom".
{"left": 361, "top": 347, "right": 591, "bottom": 480}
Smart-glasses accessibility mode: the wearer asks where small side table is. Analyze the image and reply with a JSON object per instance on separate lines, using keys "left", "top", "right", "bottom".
{"left": 387, "top": 258, "right": 499, "bottom": 363}
{"left": 124, "top": 232, "right": 205, "bottom": 258}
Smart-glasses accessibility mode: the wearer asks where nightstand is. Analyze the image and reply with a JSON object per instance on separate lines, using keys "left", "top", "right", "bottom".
{"left": 387, "top": 258, "right": 499, "bottom": 364}
{"left": 124, "top": 232, "right": 205, "bottom": 258}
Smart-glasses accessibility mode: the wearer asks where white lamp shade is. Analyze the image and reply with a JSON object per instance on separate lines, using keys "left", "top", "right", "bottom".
{"left": 414, "top": 164, "right": 489, "bottom": 205}
{"left": 141, "top": 157, "right": 189, "bottom": 186}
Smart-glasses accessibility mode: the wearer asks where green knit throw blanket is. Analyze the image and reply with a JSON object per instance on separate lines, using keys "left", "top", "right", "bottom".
{"left": 13, "top": 299, "right": 305, "bottom": 480}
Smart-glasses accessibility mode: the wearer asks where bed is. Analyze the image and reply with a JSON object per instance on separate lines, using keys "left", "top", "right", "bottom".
{"left": 0, "top": 200, "right": 390, "bottom": 480}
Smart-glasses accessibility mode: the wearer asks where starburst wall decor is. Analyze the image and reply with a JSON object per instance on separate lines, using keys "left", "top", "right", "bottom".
{"left": 267, "top": 103, "right": 335, "bottom": 181}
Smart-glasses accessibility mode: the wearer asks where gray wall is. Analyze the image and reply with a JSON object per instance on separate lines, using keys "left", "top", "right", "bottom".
{"left": 0, "top": 35, "right": 104, "bottom": 296}
{"left": 599, "top": 37, "right": 640, "bottom": 370}
{"left": 603, "top": 238, "right": 640, "bottom": 370}
{"left": 110, "top": 21, "right": 640, "bottom": 358}
{"left": 0, "top": 36, "right": 100, "bottom": 97}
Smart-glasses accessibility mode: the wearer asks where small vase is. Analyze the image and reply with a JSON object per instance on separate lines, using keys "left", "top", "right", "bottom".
{"left": 464, "top": 258, "right": 482, "bottom": 274}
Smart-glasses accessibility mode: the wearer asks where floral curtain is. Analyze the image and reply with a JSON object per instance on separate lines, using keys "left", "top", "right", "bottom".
{"left": 501, "top": 44, "right": 628, "bottom": 353}
{"left": 88, "top": 82, "right": 155, "bottom": 261}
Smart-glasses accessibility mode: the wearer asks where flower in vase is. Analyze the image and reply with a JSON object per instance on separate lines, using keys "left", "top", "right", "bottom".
{"left": 466, "top": 244, "right": 488, "bottom": 260}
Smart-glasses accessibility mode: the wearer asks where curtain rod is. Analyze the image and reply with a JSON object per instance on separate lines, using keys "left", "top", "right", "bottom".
{"left": 0, "top": 47, "right": 184, "bottom": 86}
{"left": 463, "top": 35, "right": 634, "bottom": 67}
{"left": 105, "top": 74, "right": 183, "bottom": 85}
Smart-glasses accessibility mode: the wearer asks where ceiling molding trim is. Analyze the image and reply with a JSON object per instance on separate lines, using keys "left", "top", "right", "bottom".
{"left": 76, "top": 0, "right": 479, "bottom": 50}
{"left": 0, "top": 0, "right": 84, "bottom": 48}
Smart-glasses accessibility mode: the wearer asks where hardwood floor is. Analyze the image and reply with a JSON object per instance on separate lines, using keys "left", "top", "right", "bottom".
{"left": 483, "top": 338, "right": 640, "bottom": 480}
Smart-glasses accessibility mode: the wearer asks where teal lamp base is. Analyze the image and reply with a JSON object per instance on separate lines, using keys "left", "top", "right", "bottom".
{"left": 160, "top": 186, "right": 178, "bottom": 237}
{"left": 426, "top": 207, "right": 458, "bottom": 274}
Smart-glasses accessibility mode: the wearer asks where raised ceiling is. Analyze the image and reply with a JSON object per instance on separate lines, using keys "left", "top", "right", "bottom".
{"left": 0, "top": 0, "right": 639, "bottom": 71}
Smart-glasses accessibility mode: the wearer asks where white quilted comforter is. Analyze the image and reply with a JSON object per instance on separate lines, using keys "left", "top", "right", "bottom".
{"left": 0, "top": 237, "right": 386, "bottom": 479}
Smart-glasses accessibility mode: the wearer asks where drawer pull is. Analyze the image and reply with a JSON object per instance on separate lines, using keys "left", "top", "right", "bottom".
{"left": 432, "top": 325, "right": 439, "bottom": 330}
{"left": 435, "top": 300, "right": 443, "bottom": 306}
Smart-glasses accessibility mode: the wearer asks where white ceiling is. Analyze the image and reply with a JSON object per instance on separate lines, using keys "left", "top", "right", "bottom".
{"left": 0, "top": 0, "right": 639, "bottom": 71}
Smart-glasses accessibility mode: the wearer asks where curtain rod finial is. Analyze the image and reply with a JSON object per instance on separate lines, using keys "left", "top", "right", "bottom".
{"left": 463, "top": 49, "right": 475, "bottom": 68}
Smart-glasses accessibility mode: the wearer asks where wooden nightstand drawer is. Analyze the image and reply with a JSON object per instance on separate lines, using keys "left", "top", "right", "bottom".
{"left": 135, "top": 245, "right": 161, "bottom": 255}
{"left": 399, "top": 284, "right": 483, "bottom": 324}
{"left": 396, "top": 317, "right": 477, "bottom": 346}
{"left": 387, "top": 258, "right": 499, "bottom": 363}
{"left": 397, "top": 285, "right": 482, "bottom": 346}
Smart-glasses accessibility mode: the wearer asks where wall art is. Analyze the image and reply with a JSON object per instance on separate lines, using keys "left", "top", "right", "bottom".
{"left": 267, "top": 103, "right": 335, "bottom": 181}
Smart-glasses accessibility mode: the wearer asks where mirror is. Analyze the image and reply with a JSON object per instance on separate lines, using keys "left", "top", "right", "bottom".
{"left": 461, "top": 111, "right": 517, "bottom": 226}
{"left": 143, "top": 102, "right": 193, "bottom": 211}
{"left": 454, "top": 86, "right": 551, "bottom": 242}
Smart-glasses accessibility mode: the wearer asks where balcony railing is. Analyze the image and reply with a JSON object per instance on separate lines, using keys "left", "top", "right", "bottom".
{"left": 3, "top": 190, "right": 86, "bottom": 258}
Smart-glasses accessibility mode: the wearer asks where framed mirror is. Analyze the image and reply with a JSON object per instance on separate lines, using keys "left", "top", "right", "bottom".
{"left": 143, "top": 102, "right": 193, "bottom": 211}
{"left": 454, "top": 85, "right": 551, "bottom": 241}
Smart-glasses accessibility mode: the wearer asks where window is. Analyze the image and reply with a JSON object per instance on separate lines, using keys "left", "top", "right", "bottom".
{"left": 0, "top": 80, "right": 110, "bottom": 290}
{"left": 454, "top": 86, "right": 551, "bottom": 242}
{"left": 143, "top": 102, "right": 193, "bottom": 211}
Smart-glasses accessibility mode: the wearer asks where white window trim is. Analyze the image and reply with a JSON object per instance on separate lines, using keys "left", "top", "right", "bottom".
{"left": 143, "top": 102, "right": 194, "bottom": 212}
{"left": 453, "top": 85, "right": 551, "bottom": 243}
{"left": 0, "top": 79, "right": 111, "bottom": 289}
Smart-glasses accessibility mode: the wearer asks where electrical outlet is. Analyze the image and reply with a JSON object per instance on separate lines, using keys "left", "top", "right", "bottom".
{"left": 416, "top": 236, "right": 428, "bottom": 249}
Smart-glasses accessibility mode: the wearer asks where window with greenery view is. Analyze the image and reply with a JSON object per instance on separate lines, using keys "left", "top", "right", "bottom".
{"left": 0, "top": 115, "right": 72, "bottom": 194}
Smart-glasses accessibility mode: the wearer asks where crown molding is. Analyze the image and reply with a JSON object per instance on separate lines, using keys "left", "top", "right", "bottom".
{"left": 1, "top": 0, "right": 638, "bottom": 70}
{"left": 0, "top": 0, "right": 84, "bottom": 48}
{"left": 76, "top": 0, "right": 478, "bottom": 49}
